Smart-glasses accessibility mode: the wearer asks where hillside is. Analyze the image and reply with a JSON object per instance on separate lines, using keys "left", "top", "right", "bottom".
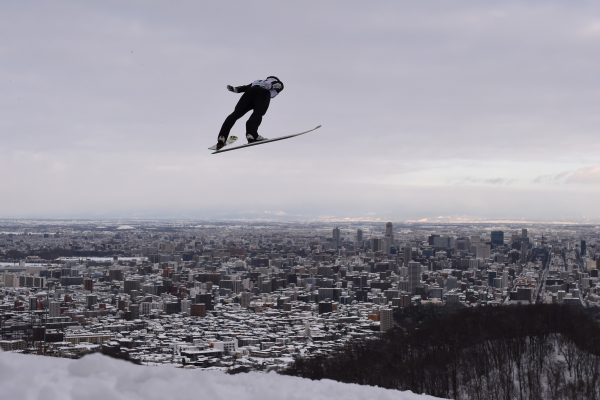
{"left": 0, "top": 351, "right": 445, "bottom": 400}
{"left": 285, "top": 304, "right": 600, "bottom": 400}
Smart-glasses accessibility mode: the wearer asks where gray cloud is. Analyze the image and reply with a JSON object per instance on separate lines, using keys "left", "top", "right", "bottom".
{"left": 533, "top": 171, "right": 571, "bottom": 184}
{"left": 565, "top": 165, "right": 600, "bottom": 184}
{"left": 1, "top": 1, "right": 600, "bottom": 220}
{"left": 456, "top": 177, "right": 516, "bottom": 186}
{"left": 533, "top": 165, "right": 600, "bottom": 185}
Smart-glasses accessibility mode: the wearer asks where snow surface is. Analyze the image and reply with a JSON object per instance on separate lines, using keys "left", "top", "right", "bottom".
{"left": 0, "top": 352, "right": 447, "bottom": 400}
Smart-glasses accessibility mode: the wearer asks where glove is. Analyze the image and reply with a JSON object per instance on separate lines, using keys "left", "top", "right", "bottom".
{"left": 227, "top": 85, "right": 239, "bottom": 93}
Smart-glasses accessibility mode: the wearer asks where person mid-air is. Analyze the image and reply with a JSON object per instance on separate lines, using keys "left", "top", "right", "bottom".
{"left": 215, "top": 76, "right": 284, "bottom": 151}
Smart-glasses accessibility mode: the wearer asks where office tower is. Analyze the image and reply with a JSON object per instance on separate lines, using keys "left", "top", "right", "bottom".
{"left": 49, "top": 301, "right": 61, "bottom": 317}
{"left": 371, "top": 238, "right": 384, "bottom": 252}
{"left": 180, "top": 300, "right": 191, "bottom": 316}
{"left": 491, "top": 231, "right": 504, "bottom": 247}
{"left": 333, "top": 227, "right": 341, "bottom": 250}
{"left": 356, "top": 229, "right": 363, "bottom": 244}
{"left": 385, "top": 222, "right": 393, "bottom": 241}
{"left": 521, "top": 240, "right": 528, "bottom": 263}
{"left": 29, "top": 296, "right": 38, "bottom": 310}
{"left": 3, "top": 273, "right": 15, "bottom": 287}
{"left": 240, "top": 291, "right": 252, "bottom": 308}
{"left": 384, "top": 222, "right": 394, "bottom": 254}
{"left": 140, "top": 302, "right": 152, "bottom": 315}
{"left": 488, "top": 270, "right": 497, "bottom": 286}
{"left": 475, "top": 243, "right": 491, "bottom": 259}
{"left": 455, "top": 237, "right": 471, "bottom": 251}
{"left": 380, "top": 308, "right": 394, "bottom": 332}
{"left": 581, "top": 240, "right": 587, "bottom": 256}
{"left": 432, "top": 235, "right": 453, "bottom": 249}
{"left": 124, "top": 279, "right": 140, "bottom": 293}
{"left": 403, "top": 245, "right": 412, "bottom": 266}
{"left": 522, "top": 228, "right": 528, "bottom": 238}
{"left": 86, "top": 294, "right": 98, "bottom": 309}
{"left": 231, "top": 280, "right": 243, "bottom": 294}
{"left": 428, "top": 234, "right": 438, "bottom": 245}
{"left": 129, "top": 304, "right": 140, "bottom": 319}
{"left": 383, "top": 237, "right": 392, "bottom": 254}
{"left": 195, "top": 293, "right": 213, "bottom": 310}
{"left": 108, "top": 268, "right": 124, "bottom": 281}
{"left": 408, "top": 261, "right": 422, "bottom": 293}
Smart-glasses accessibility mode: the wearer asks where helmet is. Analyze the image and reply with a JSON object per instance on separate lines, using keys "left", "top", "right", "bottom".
{"left": 267, "top": 76, "right": 284, "bottom": 93}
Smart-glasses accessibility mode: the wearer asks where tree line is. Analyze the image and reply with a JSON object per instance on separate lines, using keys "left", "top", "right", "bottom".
{"left": 284, "top": 304, "right": 600, "bottom": 400}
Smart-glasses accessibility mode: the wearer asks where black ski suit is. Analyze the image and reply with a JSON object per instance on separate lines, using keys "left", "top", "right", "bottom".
{"left": 218, "top": 77, "right": 283, "bottom": 143}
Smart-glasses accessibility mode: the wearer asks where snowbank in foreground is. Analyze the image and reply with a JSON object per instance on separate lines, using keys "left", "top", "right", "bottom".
{"left": 0, "top": 352, "right": 446, "bottom": 400}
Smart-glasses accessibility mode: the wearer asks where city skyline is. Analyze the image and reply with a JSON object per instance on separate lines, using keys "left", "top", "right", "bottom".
{"left": 2, "top": 1, "right": 600, "bottom": 221}
{"left": 1, "top": 219, "right": 597, "bottom": 366}
{"left": 1, "top": 218, "right": 598, "bottom": 398}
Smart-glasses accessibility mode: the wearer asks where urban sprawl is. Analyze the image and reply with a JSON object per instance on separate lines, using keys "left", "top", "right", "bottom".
{"left": 0, "top": 220, "right": 598, "bottom": 371}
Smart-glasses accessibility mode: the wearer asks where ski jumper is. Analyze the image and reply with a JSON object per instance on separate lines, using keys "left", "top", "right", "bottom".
{"left": 218, "top": 77, "right": 284, "bottom": 143}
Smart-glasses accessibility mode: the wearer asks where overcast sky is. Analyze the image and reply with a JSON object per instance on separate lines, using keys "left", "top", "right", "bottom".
{"left": 2, "top": 1, "right": 600, "bottom": 221}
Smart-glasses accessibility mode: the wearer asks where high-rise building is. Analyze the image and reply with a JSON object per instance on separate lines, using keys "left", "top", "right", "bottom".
{"left": 49, "top": 301, "right": 61, "bottom": 317}
{"left": 487, "top": 270, "right": 497, "bottom": 287}
{"left": 403, "top": 245, "right": 412, "bottom": 266}
{"left": 385, "top": 222, "right": 393, "bottom": 241}
{"left": 3, "top": 273, "right": 16, "bottom": 287}
{"left": 384, "top": 222, "right": 394, "bottom": 254}
{"left": 29, "top": 296, "right": 38, "bottom": 310}
{"left": 380, "top": 308, "right": 394, "bottom": 332}
{"left": 428, "top": 234, "right": 439, "bottom": 245}
{"left": 475, "top": 243, "right": 491, "bottom": 259}
{"left": 129, "top": 304, "right": 140, "bottom": 319}
{"left": 581, "top": 240, "right": 587, "bottom": 256}
{"left": 455, "top": 237, "right": 471, "bottom": 251}
{"left": 240, "top": 291, "right": 252, "bottom": 308}
{"left": 383, "top": 237, "right": 392, "bottom": 254}
{"left": 491, "top": 231, "right": 504, "bottom": 247}
{"left": 108, "top": 268, "right": 124, "bottom": 281}
{"left": 86, "top": 294, "right": 98, "bottom": 309}
{"left": 140, "top": 302, "right": 152, "bottom": 315}
{"left": 180, "top": 299, "right": 191, "bottom": 316}
{"left": 195, "top": 293, "right": 213, "bottom": 310}
{"left": 356, "top": 229, "right": 363, "bottom": 243}
{"left": 520, "top": 240, "right": 528, "bottom": 263}
{"left": 231, "top": 280, "right": 243, "bottom": 294}
{"left": 332, "top": 227, "right": 341, "bottom": 250}
{"left": 124, "top": 279, "right": 140, "bottom": 293}
{"left": 371, "top": 238, "right": 384, "bottom": 253}
{"left": 432, "top": 235, "right": 453, "bottom": 249}
{"left": 408, "top": 261, "right": 422, "bottom": 293}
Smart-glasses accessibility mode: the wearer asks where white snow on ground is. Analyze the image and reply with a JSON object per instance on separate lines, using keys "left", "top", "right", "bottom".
{"left": 0, "top": 352, "right": 447, "bottom": 400}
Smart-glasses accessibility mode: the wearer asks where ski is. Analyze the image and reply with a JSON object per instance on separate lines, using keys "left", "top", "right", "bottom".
{"left": 208, "top": 135, "right": 238, "bottom": 151}
{"left": 212, "top": 125, "right": 321, "bottom": 154}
